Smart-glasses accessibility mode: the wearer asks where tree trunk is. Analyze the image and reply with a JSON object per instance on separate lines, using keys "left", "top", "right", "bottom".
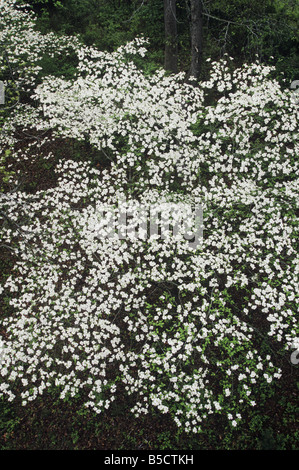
{"left": 164, "top": 0, "right": 178, "bottom": 73}
{"left": 189, "top": 0, "right": 203, "bottom": 81}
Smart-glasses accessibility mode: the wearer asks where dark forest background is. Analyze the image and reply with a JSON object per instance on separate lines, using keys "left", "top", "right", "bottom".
{"left": 18, "top": 0, "right": 299, "bottom": 83}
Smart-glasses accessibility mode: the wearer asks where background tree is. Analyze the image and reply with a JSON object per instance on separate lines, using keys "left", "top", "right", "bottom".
{"left": 163, "top": 0, "right": 178, "bottom": 73}
{"left": 188, "top": 0, "right": 203, "bottom": 80}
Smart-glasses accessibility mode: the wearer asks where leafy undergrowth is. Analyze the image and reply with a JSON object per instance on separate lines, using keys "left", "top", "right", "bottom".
{"left": 0, "top": 372, "right": 297, "bottom": 450}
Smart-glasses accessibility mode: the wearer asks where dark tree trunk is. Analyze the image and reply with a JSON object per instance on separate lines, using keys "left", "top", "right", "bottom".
{"left": 164, "top": 0, "right": 178, "bottom": 73}
{"left": 189, "top": 0, "right": 203, "bottom": 81}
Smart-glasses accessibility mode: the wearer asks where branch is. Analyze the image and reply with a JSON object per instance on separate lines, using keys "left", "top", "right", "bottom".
{"left": 123, "top": 0, "right": 145, "bottom": 23}
{"left": 202, "top": 12, "right": 258, "bottom": 37}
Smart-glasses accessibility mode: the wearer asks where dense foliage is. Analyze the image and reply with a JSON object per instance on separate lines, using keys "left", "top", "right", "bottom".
{"left": 0, "top": 0, "right": 298, "bottom": 449}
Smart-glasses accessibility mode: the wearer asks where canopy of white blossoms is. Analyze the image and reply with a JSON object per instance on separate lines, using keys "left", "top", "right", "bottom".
{"left": 0, "top": 0, "right": 298, "bottom": 433}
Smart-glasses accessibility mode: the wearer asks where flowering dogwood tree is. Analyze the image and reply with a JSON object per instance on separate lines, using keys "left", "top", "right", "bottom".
{"left": 0, "top": 0, "right": 298, "bottom": 434}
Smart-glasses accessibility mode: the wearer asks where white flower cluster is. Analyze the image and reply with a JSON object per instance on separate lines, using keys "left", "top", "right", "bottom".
{"left": 0, "top": 0, "right": 79, "bottom": 94}
{"left": 0, "top": 1, "right": 298, "bottom": 433}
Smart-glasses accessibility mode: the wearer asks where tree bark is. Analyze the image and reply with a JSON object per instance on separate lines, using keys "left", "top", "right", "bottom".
{"left": 164, "top": 0, "right": 178, "bottom": 73}
{"left": 189, "top": 0, "right": 203, "bottom": 81}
